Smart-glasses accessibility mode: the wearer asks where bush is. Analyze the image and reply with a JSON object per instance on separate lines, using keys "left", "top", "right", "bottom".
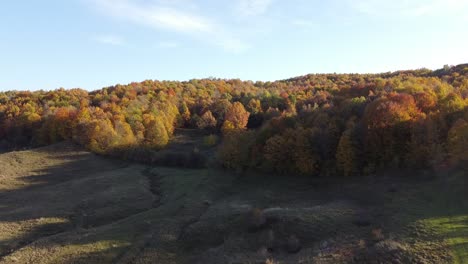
{"left": 203, "top": 134, "right": 219, "bottom": 147}
{"left": 219, "top": 130, "right": 255, "bottom": 170}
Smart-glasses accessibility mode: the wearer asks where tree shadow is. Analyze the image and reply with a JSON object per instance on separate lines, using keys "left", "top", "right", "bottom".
{"left": 0, "top": 143, "right": 155, "bottom": 261}
{"left": 1, "top": 143, "right": 467, "bottom": 263}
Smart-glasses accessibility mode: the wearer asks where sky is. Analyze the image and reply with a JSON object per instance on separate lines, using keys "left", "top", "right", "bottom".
{"left": 1, "top": 0, "right": 468, "bottom": 91}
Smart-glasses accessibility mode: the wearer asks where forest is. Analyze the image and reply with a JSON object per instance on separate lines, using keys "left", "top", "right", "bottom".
{"left": 1, "top": 64, "right": 467, "bottom": 177}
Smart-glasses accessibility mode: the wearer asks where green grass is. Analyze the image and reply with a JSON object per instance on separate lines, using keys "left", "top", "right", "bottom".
{"left": 424, "top": 216, "right": 468, "bottom": 263}
{"left": 378, "top": 169, "right": 468, "bottom": 263}
{"left": 416, "top": 171, "right": 468, "bottom": 263}
{"left": 0, "top": 142, "right": 467, "bottom": 263}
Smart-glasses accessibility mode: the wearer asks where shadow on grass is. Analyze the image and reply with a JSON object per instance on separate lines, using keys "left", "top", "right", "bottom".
{"left": 0, "top": 143, "right": 155, "bottom": 262}
{"left": 399, "top": 170, "right": 468, "bottom": 263}
{"left": 0, "top": 142, "right": 467, "bottom": 263}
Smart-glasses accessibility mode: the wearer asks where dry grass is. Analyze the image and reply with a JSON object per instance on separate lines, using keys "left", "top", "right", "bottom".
{"left": 0, "top": 142, "right": 154, "bottom": 263}
{"left": 0, "top": 141, "right": 465, "bottom": 263}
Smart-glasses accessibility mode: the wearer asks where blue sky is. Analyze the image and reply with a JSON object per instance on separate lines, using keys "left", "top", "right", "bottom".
{"left": 1, "top": 0, "right": 468, "bottom": 91}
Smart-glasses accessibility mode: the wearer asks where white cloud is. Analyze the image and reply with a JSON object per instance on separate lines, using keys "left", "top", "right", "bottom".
{"left": 90, "top": 0, "right": 213, "bottom": 33}
{"left": 236, "top": 0, "right": 274, "bottom": 16}
{"left": 87, "top": 0, "right": 249, "bottom": 52}
{"left": 94, "top": 35, "right": 125, "bottom": 46}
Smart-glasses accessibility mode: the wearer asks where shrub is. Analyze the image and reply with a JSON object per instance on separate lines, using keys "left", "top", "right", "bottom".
{"left": 203, "top": 134, "right": 219, "bottom": 147}
{"left": 219, "top": 130, "right": 255, "bottom": 170}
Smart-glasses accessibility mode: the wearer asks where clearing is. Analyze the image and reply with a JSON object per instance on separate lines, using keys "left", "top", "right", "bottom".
{"left": 0, "top": 141, "right": 466, "bottom": 263}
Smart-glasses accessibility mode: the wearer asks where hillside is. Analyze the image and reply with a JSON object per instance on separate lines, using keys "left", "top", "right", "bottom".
{"left": 2, "top": 0, "right": 467, "bottom": 262}
{"left": 0, "top": 141, "right": 466, "bottom": 263}
{"left": 0, "top": 64, "right": 467, "bottom": 263}
{"left": 1, "top": 64, "right": 467, "bottom": 177}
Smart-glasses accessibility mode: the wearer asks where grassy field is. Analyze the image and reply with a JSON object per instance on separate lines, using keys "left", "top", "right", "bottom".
{"left": 0, "top": 142, "right": 466, "bottom": 263}
{"left": 416, "top": 171, "right": 468, "bottom": 264}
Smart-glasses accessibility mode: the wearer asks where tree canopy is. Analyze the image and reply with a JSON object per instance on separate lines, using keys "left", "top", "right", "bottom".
{"left": 1, "top": 64, "right": 467, "bottom": 174}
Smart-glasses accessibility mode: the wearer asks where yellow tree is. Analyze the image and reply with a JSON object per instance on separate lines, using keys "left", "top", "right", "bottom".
{"left": 222, "top": 102, "right": 250, "bottom": 134}
{"left": 180, "top": 102, "right": 191, "bottom": 126}
{"left": 218, "top": 130, "right": 254, "bottom": 169}
{"left": 264, "top": 134, "right": 289, "bottom": 172}
{"left": 114, "top": 120, "right": 137, "bottom": 148}
{"left": 263, "top": 128, "right": 320, "bottom": 175}
{"left": 447, "top": 118, "right": 468, "bottom": 167}
{"left": 336, "top": 129, "right": 359, "bottom": 176}
{"left": 363, "top": 93, "right": 422, "bottom": 168}
{"left": 291, "top": 128, "right": 319, "bottom": 175}
{"left": 143, "top": 114, "right": 169, "bottom": 149}
{"left": 247, "top": 98, "right": 262, "bottom": 114}
{"left": 197, "top": 110, "right": 217, "bottom": 130}
{"left": 87, "top": 118, "right": 118, "bottom": 154}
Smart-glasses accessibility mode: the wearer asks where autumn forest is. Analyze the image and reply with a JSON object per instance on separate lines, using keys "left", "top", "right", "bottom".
{"left": 1, "top": 64, "right": 467, "bottom": 177}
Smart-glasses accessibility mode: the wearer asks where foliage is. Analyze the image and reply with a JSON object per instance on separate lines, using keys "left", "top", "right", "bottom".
{"left": 203, "top": 134, "right": 219, "bottom": 147}
{"left": 197, "top": 111, "right": 217, "bottom": 130}
{"left": 447, "top": 118, "right": 468, "bottom": 167}
{"left": 222, "top": 102, "right": 250, "bottom": 134}
{"left": 336, "top": 127, "right": 361, "bottom": 176}
{"left": 0, "top": 64, "right": 467, "bottom": 174}
{"left": 218, "top": 130, "right": 255, "bottom": 170}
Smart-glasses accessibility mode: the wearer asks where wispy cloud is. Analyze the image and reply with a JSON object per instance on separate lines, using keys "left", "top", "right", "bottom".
{"left": 89, "top": 0, "right": 213, "bottom": 33}
{"left": 86, "top": 0, "right": 249, "bottom": 52}
{"left": 236, "top": 0, "right": 274, "bottom": 16}
{"left": 94, "top": 34, "right": 125, "bottom": 46}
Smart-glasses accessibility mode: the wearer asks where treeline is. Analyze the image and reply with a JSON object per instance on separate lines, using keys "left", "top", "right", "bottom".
{"left": 1, "top": 64, "right": 467, "bottom": 175}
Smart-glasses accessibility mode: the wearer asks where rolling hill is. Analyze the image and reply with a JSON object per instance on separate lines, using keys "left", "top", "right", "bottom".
{"left": 0, "top": 140, "right": 466, "bottom": 263}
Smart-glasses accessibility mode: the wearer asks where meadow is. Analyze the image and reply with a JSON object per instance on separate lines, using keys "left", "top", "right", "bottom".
{"left": 0, "top": 140, "right": 465, "bottom": 263}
